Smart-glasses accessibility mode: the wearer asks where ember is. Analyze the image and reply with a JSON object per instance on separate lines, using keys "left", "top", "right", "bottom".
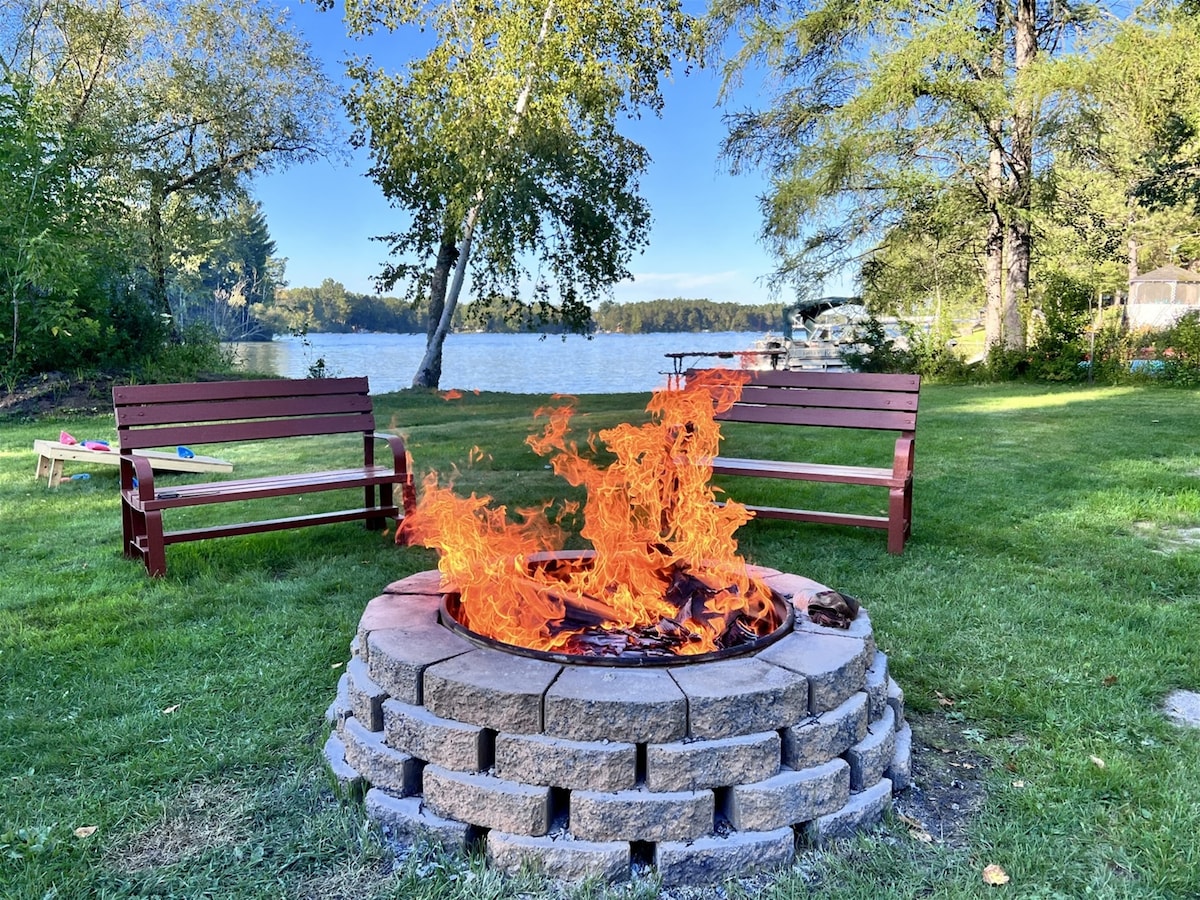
{"left": 401, "top": 370, "right": 787, "bottom": 658}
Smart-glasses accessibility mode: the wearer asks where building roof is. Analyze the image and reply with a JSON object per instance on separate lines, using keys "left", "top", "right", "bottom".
{"left": 1130, "top": 264, "right": 1200, "bottom": 284}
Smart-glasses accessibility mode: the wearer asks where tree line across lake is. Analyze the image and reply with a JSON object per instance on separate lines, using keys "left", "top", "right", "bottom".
{"left": 262, "top": 281, "right": 780, "bottom": 337}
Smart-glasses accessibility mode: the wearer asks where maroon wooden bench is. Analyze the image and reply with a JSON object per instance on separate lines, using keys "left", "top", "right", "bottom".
{"left": 687, "top": 369, "right": 921, "bottom": 554}
{"left": 113, "top": 377, "right": 416, "bottom": 576}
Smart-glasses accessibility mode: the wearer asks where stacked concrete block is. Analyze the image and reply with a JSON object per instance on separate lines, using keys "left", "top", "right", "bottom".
{"left": 325, "top": 570, "right": 911, "bottom": 884}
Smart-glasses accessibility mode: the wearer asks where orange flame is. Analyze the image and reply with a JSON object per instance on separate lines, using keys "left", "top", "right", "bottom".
{"left": 402, "top": 369, "right": 777, "bottom": 656}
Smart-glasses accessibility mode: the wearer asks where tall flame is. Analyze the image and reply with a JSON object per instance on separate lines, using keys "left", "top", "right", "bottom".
{"left": 401, "top": 369, "right": 778, "bottom": 656}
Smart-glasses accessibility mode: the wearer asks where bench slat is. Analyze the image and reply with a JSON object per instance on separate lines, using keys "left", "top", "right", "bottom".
{"left": 718, "top": 404, "right": 917, "bottom": 432}
{"left": 113, "top": 376, "right": 369, "bottom": 404}
{"left": 115, "top": 393, "right": 373, "bottom": 428}
{"left": 716, "top": 370, "right": 920, "bottom": 391}
{"left": 711, "top": 457, "right": 905, "bottom": 487}
{"left": 152, "top": 507, "right": 402, "bottom": 546}
{"left": 132, "top": 466, "right": 401, "bottom": 511}
{"left": 735, "top": 385, "right": 920, "bottom": 412}
{"left": 116, "top": 412, "right": 378, "bottom": 451}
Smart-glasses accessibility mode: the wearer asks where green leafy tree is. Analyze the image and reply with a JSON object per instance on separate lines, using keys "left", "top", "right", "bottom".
{"left": 336, "top": 0, "right": 697, "bottom": 388}
{"left": 1, "top": 0, "right": 340, "bottom": 369}
{"left": 708, "top": 0, "right": 1098, "bottom": 356}
{"left": 1048, "top": 5, "right": 1200, "bottom": 297}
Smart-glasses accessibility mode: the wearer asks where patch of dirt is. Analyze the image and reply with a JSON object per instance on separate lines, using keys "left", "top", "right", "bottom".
{"left": 1132, "top": 521, "right": 1200, "bottom": 554}
{"left": 892, "top": 711, "right": 990, "bottom": 848}
{"left": 108, "top": 781, "right": 253, "bottom": 872}
{"left": 0, "top": 372, "right": 119, "bottom": 419}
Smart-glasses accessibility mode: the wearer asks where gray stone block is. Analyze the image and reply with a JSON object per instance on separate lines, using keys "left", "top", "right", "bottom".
{"left": 365, "top": 619, "right": 474, "bottom": 705}
{"left": 381, "top": 570, "right": 445, "bottom": 596}
{"left": 758, "top": 631, "right": 871, "bottom": 714}
{"left": 322, "top": 731, "right": 363, "bottom": 793}
{"left": 544, "top": 667, "right": 686, "bottom": 743}
{"left": 347, "top": 656, "right": 388, "bottom": 732}
{"left": 887, "top": 677, "right": 906, "bottom": 725}
{"left": 886, "top": 721, "right": 913, "bottom": 792}
{"left": 494, "top": 732, "right": 636, "bottom": 792}
{"left": 845, "top": 706, "right": 896, "bottom": 792}
{"left": 793, "top": 606, "right": 876, "bottom": 658}
{"left": 423, "top": 648, "right": 561, "bottom": 734}
{"left": 646, "top": 731, "right": 780, "bottom": 792}
{"left": 668, "top": 658, "right": 808, "bottom": 739}
{"left": 364, "top": 788, "right": 470, "bottom": 850}
{"left": 422, "top": 764, "right": 552, "bottom": 836}
{"left": 803, "top": 777, "right": 893, "bottom": 848}
{"left": 781, "top": 691, "right": 868, "bottom": 770}
{"left": 864, "top": 651, "right": 888, "bottom": 720}
{"left": 383, "top": 698, "right": 488, "bottom": 772}
{"left": 487, "top": 831, "right": 630, "bottom": 882}
{"left": 655, "top": 827, "right": 795, "bottom": 887}
{"left": 357, "top": 593, "right": 441, "bottom": 647}
{"left": 340, "top": 715, "right": 422, "bottom": 796}
{"left": 571, "top": 786, "right": 713, "bottom": 843}
{"left": 728, "top": 758, "right": 849, "bottom": 831}
{"left": 326, "top": 670, "right": 352, "bottom": 728}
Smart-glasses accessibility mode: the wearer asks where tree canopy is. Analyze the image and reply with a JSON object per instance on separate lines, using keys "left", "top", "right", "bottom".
{"left": 336, "top": 0, "right": 698, "bottom": 388}
{"left": 0, "top": 0, "right": 339, "bottom": 380}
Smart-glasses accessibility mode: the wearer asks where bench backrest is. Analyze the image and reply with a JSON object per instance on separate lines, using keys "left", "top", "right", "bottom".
{"left": 114, "top": 377, "right": 377, "bottom": 451}
{"left": 686, "top": 369, "right": 920, "bottom": 433}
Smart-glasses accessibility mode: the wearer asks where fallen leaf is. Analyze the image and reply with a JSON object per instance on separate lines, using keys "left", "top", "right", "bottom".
{"left": 935, "top": 690, "right": 955, "bottom": 707}
{"left": 1102, "top": 675, "right": 1118, "bottom": 687}
{"left": 1090, "top": 755, "right": 1107, "bottom": 770}
{"left": 162, "top": 704, "right": 180, "bottom": 715}
{"left": 982, "top": 864, "right": 1010, "bottom": 885}
{"left": 897, "top": 813, "right": 934, "bottom": 843}
{"left": 74, "top": 826, "right": 98, "bottom": 838}
{"left": 330, "top": 661, "right": 344, "bottom": 669}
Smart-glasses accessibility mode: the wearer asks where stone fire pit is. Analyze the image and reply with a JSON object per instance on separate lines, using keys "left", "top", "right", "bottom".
{"left": 324, "top": 566, "right": 911, "bottom": 886}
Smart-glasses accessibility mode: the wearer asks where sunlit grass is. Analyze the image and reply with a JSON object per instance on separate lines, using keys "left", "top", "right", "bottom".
{"left": 2, "top": 382, "right": 1199, "bottom": 898}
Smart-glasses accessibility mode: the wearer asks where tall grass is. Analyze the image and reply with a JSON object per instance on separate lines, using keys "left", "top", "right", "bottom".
{"left": 1, "top": 383, "right": 1198, "bottom": 898}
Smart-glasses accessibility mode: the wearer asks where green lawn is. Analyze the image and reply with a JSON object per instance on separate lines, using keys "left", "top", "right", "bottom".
{"left": 2, "top": 383, "right": 1198, "bottom": 899}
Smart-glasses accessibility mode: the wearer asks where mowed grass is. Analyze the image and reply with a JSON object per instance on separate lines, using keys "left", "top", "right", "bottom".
{"left": 1, "top": 382, "right": 1198, "bottom": 899}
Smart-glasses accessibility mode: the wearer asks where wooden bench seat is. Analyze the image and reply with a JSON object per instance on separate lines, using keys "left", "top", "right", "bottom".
{"left": 688, "top": 369, "right": 921, "bottom": 554}
{"left": 113, "top": 377, "right": 416, "bottom": 576}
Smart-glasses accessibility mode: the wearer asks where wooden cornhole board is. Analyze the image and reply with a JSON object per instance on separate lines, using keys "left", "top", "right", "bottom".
{"left": 34, "top": 439, "right": 233, "bottom": 487}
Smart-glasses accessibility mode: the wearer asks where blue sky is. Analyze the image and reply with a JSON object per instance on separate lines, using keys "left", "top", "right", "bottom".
{"left": 252, "top": 2, "right": 794, "bottom": 306}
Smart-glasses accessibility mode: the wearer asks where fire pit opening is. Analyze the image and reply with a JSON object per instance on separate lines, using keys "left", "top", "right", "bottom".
{"left": 439, "top": 550, "right": 794, "bottom": 666}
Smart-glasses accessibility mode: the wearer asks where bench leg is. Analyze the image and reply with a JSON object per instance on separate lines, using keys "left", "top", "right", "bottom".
{"left": 887, "top": 486, "right": 909, "bottom": 555}
{"left": 365, "top": 483, "right": 385, "bottom": 531}
{"left": 143, "top": 510, "right": 168, "bottom": 576}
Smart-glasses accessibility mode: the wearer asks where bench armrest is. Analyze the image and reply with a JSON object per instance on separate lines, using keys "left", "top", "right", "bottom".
{"left": 119, "top": 453, "right": 158, "bottom": 501}
{"left": 372, "top": 432, "right": 417, "bottom": 518}
{"left": 892, "top": 435, "right": 915, "bottom": 480}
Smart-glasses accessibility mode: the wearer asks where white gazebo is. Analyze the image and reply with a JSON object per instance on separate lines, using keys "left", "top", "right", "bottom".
{"left": 1128, "top": 265, "right": 1200, "bottom": 329}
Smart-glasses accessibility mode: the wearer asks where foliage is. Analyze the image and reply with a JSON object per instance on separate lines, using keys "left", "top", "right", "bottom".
{"left": 592, "top": 298, "right": 779, "bottom": 334}
{"left": 0, "top": 0, "right": 338, "bottom": 381}
{"left": 337, "top": 0, "right": 698, "bottom": 388}
{"left": 842, "top": 317, "right": 973, "bottom": 382}
{"left": 709, "top": 0, "right": 1098, "bottom": 354}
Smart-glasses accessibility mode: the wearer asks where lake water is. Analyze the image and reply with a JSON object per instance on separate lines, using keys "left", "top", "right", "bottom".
{"left": 228, "top": 331, "right": 766, "bottom": 395}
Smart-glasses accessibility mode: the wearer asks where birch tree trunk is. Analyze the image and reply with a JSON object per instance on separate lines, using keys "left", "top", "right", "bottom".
{"left": 1001, "top": 0, "right": 1036, "bottom": 351}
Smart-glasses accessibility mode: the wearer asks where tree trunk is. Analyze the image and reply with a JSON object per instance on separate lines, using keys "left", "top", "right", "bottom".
{"left": 411, "top": 0, "right": 557, "bottom": 389}
{"left": 412, "top": 237, "right": 460, "bottom": 388}
{"left": 1001, "top": 0, "right": 1036, "bottom": 351}
{"left": 983, "top": 5, "right": 1007, "bottom": 352}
